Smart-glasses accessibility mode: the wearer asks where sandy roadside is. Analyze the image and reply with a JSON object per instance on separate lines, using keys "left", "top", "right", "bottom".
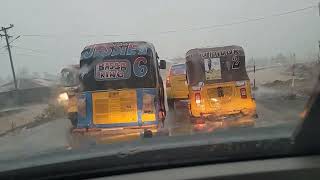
{"left": 0, "top": 104, "right": 48, "bottom": 135}
{"left": 248, "top": 66, "right": 293, "bottom": 85}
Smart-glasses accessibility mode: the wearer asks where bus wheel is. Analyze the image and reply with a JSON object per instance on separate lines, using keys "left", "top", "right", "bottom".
{"left": 143, "top": 129, "right": 153, "bottom": 138}
{"left": 167, "top": 99, "right": 175, "bottom": 109}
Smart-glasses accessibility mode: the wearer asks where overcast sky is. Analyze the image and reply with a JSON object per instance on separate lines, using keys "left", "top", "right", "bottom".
{"left": 0, "top": 0, "right": 319, "bottom": 78}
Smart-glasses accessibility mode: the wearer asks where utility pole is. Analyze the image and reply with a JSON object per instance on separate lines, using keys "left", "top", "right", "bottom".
{"left": 318, "top": 2, "right": 320, "bottom": 63}
{"left": 291, "top": 53, "right": 296, "bottom": 89}
{"left": 287, "top": 53, "right": 297, "bottom": 99}
{"left": 0, "top": 24, "right": 17, "bottom": 90}
{"left": 318, "top": 2, "right": 320, "bottom": 16}
{"left": 318, "top": 40, "right": 320, "bottom": 64}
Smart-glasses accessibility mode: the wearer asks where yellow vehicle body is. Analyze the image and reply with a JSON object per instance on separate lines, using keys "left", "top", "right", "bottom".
{"left": 166, "top": 74, "right": 188, "bottom": 99}
{"left": 186, "top": 45, "right": 257, "bottom": 123}
{"left": 58, "top": 91, "right": 78, "bottom": 114}
{"left": 189, "top": 80, "right": 256, "bottom": 118}
{"left": 91, "top": 89, "right": 156, "bottom": 125}
{"left": 166, "top": 64, "right": 188, "bottom": 107}
{"left": 92, "top": 90, "right": 138, "bottom": 125}
{"left": 67, "top": 95, "right": 78, "bottom": 113}
{"left": 59, "top": 65, "right": 80, "bottom": 126}
{"left": 57, "top": 88, "right": 78, "bottom": 126}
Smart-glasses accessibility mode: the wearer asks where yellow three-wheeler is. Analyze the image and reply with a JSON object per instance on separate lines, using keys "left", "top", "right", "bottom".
{"left": 166, "top": 63, "right": 188, "bottom": 108}
{"left": 58, "top": 65, "right": 80, "bottom": 127}
{"left": 186, "top": 45, "right": 257, "bottom": 125}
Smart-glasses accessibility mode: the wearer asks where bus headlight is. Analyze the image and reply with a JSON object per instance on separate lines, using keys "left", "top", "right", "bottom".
{"left": 58, "top": 92, "right": 69, "bottom": 103}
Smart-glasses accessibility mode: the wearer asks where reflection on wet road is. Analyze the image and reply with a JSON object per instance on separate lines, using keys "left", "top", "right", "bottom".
{"left": 0, "top": 86, "right": 306, "bottom": 161}
{"left": 164, "top": 87, "right": 304, "bottom": 137}
{"left": 80, "top": 86, "right": 305, "bottom": 145}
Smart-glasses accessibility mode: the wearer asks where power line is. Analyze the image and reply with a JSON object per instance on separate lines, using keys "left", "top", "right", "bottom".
{"left": 20, "top": 4, "right": 317, "bottom": 38}
{"left": 8, "top": 35, "right": 20, "bottom": 44}
{"left": 0, "top": 45, "right": 7, "bottom": 50}
{"left": 10, "top": 46, "right": 80, "bottom": 59}
{"left": 0, "top": 35, "right": 21, "bottom": 50}
{"left": 1, "top": 44, "right": 81, "bottom": 60}
{"left": 162, "top": 5, "right": 317, "bottom": 33}
{"left": 0, "top": 52, "right": 47, "bottom": 57}
{"left": 0, "top": 52, "right": 79, "bottom": 60}
{"left": 11, "top": 45, "right": 48, "bottom": 54}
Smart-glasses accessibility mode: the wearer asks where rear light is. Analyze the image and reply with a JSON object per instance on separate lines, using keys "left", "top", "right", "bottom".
{"left": 166, "top": 76, "right": 171, "bottom": 87}
{"left": 195, "top": 92, "right": 201, "bottom": 104}
{"left": 240, "top": 88, "right": 247, "bottom": 98}
{"left": 195, "top": 118, "right": 205, "bottom": 124}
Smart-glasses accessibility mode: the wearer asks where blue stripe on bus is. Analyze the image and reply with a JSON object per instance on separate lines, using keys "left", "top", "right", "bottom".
{"left": 136, "top": 88, "right": 143, "bottom": 126}
{"left": 142, "top": 88, "right": 159, "bottom": 123}
{"left": 86, "top": 92, "right": 93, "bottom": 128}
{"left": 142, "top": 121, "right": 158, "bottom": 126}
{"left": 76, "top": 94, "right": 86, "bottom": 128}
{"left": 77, "top": 92, "right": 93, "bottom": 128}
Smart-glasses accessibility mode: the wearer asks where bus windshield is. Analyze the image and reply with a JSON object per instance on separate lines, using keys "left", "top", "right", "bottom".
{"left": 60, "top": 69, "right": 79, "bottom": 87}
{"left": 171, "top": 64, "right": 186, "bottom": 75}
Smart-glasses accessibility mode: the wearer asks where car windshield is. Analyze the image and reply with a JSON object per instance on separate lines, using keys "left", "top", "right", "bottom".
{"left": 0, "top": 0, "right": 319, "bottom": 174}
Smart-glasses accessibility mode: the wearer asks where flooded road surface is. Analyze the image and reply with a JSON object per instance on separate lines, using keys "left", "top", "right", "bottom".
{"left": 0, "top": 63, "right": 310, "bottom": 161}
{"left": 165, "top": 86, "right": 305, "bottom": 136}
{"left": 0, "top": 85, "right": 307, "bottom": 162}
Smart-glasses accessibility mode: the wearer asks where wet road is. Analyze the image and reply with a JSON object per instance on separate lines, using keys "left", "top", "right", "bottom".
{"left": 0, "top": 65, "right": 308, "bottom": 161}
{"left": 165, "top": 86, "right": 305, "bottom": 136}
{"left": 0, "top": 85, "right": 307, "bottom": 162}
{"left": 0, "top": 63, "right": 307, "bottom": 164}
{"left": 0, "top": 117, "right": 70, "bottom": 161}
